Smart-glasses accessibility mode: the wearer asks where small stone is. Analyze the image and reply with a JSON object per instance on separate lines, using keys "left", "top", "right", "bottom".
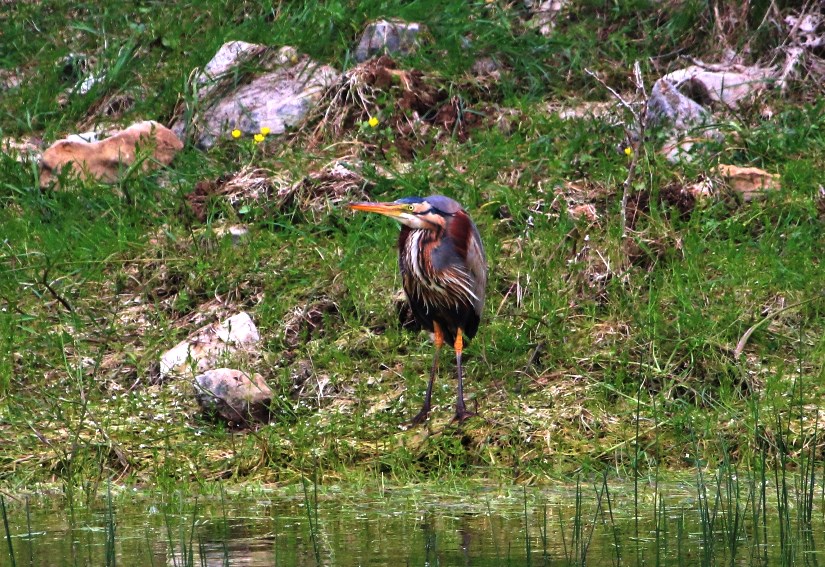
{"left": 57, "top": 53, "right": 92, "bottom": 83}
{"left": 194, "top": 368, "right": 272, "bottom": 426}
{"left": 213, "top": 224, "right": 249, "bottom": 245}
{"left": 553, "top": 101, "right": 617, "bottom": 121}
{"left": 66, "top": 131, "right": 104, "bottom": 144}
{"left": 470, "top": 57, "right": 501, "bottom": 77}
{"left": 685, "top": 178, "right": 714, "bottom": 200}
{"left": 0, "top": 68, "right": 21, "bottom": 91}
{"left": 39, "top": 121, "right": 183, "bottom": 188}
{"left": 227, "top": 225, "right": 249, "bottom": 244}
{"left": 526, "top": 0, "right": 567, "bottom": 37}
{"left": 354, "top": 19, "right": 426, "bottom": 63}
{"left": 76, "top": 71, "right": 106, "bottom": 95}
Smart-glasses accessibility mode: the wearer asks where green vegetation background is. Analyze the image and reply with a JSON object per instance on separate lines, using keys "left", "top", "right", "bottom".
{"left": 0, "top": 0, "right": 823, "bottom": 490}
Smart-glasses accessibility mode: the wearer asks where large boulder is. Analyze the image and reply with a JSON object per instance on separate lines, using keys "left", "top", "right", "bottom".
{"left": 194, "top": 368, "right": 272, "bottom": 426}
{"left": 159, "top": 312, "right": 260, "bottom": 380}
{"left": 354, "top": 19, "right": 426, "bottom": 62}
{"left": 39, "top": 120, "right": 182, "bottom": 187}
{"left": 173, "top": 43, "right": 340, "bottom": 148}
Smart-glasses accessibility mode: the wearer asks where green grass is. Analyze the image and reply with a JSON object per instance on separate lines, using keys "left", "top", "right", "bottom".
{"left": 0, "top": 0, "right": 824, "bottom": 493}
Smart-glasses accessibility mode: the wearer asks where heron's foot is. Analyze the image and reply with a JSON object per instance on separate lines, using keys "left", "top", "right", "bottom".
{"left": 409, "top": 406, "right": 431, "bottom": 425}
{"left": 453, "top": 408, "right": 477, "bottom": 423}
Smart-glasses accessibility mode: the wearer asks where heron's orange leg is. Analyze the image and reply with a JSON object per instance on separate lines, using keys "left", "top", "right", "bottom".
{"left": 454, "top": 328, "right": 475, "bottom": 422}
{"left": 411, "top": 322, "right": 443, "bottom": 425}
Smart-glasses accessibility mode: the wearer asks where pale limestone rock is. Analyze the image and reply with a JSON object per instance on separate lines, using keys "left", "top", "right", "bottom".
{"left": 646, "top": 78, "right": 709, "bottom": 133}
{"left": 525, "top": 0, "right": 568, "bottom": 37}
{"left": 159, "top": 312, "right": 260, "bottom": 380}
{"left": 213, "top": 224, "right": 249, "bottom": 245}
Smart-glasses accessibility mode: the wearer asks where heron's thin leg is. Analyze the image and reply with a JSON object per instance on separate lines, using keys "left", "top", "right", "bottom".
{"left": 454, "top": 328, "right": 475, "bottom": 422}
{"left": 411, "top": 322, "right": 442, "bottom": 424}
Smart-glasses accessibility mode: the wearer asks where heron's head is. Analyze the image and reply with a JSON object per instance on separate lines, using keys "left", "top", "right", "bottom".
{"left": 347, "top": 195, "right": 462, "bottom": 231}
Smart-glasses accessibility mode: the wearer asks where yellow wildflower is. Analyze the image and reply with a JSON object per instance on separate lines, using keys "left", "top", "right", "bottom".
{"left": 624, "top": 146, "right": 633, "bottom": 156}
{"left": 253, "top": 133, "right": 265, "bottom": 144}
{"left": 368, "top": 116, "right": 379, "bottom": 128}
{"left": 231, "top": 129, "right": 241, "bottom": 139}
{"left": 260, "top": 126, "right": 271, "bottom": 135}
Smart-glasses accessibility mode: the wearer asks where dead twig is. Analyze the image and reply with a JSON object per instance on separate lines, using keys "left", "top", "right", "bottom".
{"left": 733, "top": 296, "right": 820, "bottom": 359}
{"left": 41, "top": 262, "right": 75, "bottom": 314}
{"left": 585, "top": 62, "right": 649, "bottom": 240}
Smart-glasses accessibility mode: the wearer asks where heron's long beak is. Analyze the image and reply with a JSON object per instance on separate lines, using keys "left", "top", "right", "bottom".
{"left": 347, "top": 201, "right": 406, "bottom": 218}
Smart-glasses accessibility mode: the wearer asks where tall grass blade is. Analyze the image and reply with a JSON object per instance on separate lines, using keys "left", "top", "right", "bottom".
{"left": 600, "top": 470, "right": 622, "bottom": 567}
{"left": 105, "top": 481, "right": 116, "bottom": 567}
{"left": 523, "top": 486, "right": 531, "bottom": 567}
{"left": 1, "top": 496, "right": 15, "bottom": 567}
{"left": 301, "top": 474, "right": 322, "bottom": 566}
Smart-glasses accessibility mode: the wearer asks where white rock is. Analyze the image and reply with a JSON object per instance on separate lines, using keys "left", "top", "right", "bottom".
{"left": 66, "top": 131, "right": 103, "bottom": 144}
{"left": 661, "top": 65, "right": 773, "bottom": 109}
{"left": 1, "top": 138, "right": 41, "bottom": 163}
{"left": 199, "top": 41, "right": 263, "bottom": 87}
{"left": 159, "top": 312, "right": 260, "bottom": 380}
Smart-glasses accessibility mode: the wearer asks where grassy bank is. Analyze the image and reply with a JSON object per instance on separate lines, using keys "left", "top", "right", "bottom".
{"left": 1, "top": 0, "right": 824, "bottom": 490}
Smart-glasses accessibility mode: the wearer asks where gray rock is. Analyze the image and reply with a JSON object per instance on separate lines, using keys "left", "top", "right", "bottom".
{"left": 646, "top": 78, "right": 710, "bottom": 133}
{"left": 194, "top": 40, "right": 268, "bottom": 101}
{"left": 646, "top": 78, "right": 725, "bottom": 164}
{"left": 354, "top": 19, "right": 426, "bottom": 63}
{"left": 213, "top": 224, "right": 249, "bottom": 245}
{"left": 194, "top": 368, "right": 272, "bottom": 426}
{"left": 525, "top": 0, "right": 568, "bottom": 37}
{"left": 174, "top": 44, "right": 340, "bottom": 148}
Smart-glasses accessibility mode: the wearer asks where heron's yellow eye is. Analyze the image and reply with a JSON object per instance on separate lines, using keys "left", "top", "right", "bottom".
{"left": 406, "top": 205, "right": 415, "bottom": 212}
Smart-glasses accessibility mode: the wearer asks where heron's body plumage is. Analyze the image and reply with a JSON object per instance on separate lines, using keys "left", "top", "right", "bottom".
{"left": 398, "top": 209, "right": 485, "bottom": 346}
{"left": 347, "top": 195, "right": 487, "bottom": 423}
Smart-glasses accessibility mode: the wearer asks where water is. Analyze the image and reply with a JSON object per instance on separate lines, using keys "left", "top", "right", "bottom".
{"left": 1, "top": 480, "right": 823, "bottom": 566}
